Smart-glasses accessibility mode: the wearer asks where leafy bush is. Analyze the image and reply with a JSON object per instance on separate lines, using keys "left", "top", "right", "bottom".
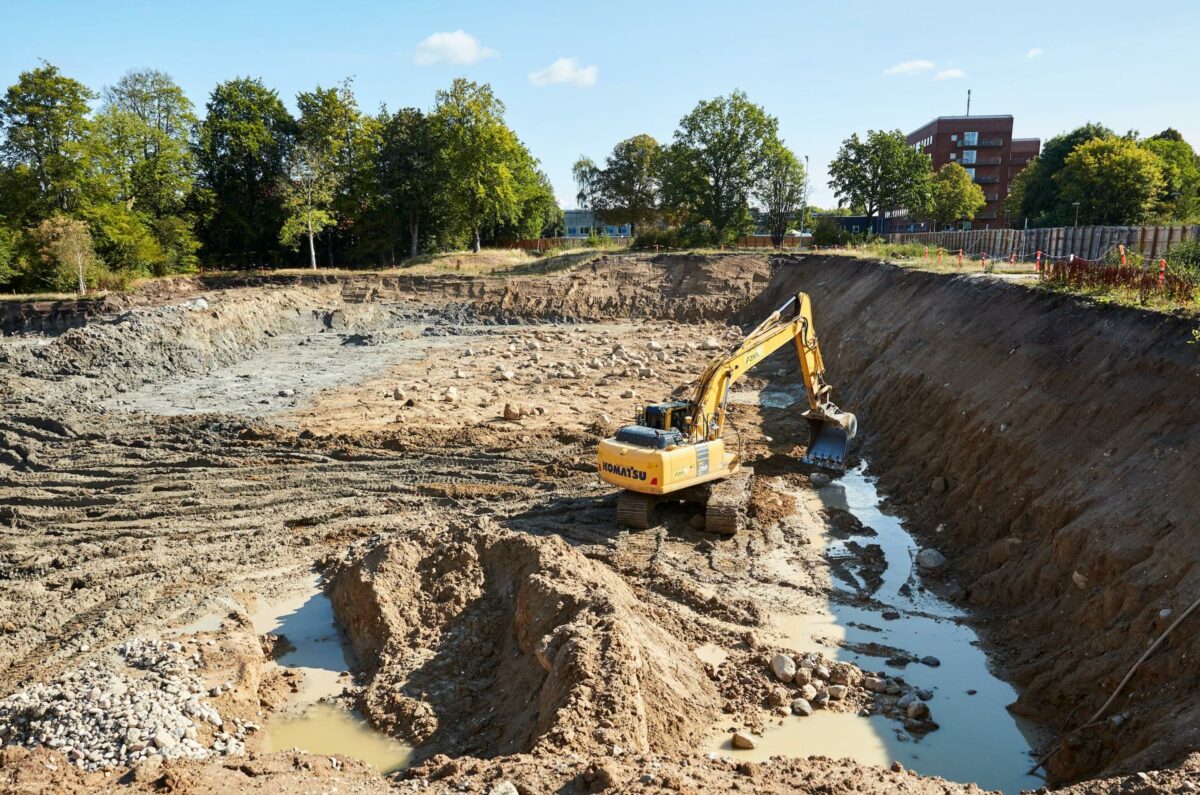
{"left": 810, "top": 216, "right": 850, "bottom": 247}
{"left": 1167, "top": 238, "right": 1200, "bottom": 276}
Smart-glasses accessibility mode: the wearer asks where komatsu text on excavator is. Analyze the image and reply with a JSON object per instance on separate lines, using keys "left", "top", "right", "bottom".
{"left": 596, "top": 292, "right": 856, "bottom": 534}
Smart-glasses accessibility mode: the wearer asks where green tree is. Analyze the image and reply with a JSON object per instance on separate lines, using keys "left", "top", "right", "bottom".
{"left": 1141, "top": 130, "right": 1199, "bottom": 220}
{"left": 194, "top": 77, "right": 295, "bottom": 264}
{"left": 827, "top": 129, "right": 931, "bottom": 233}
{"left": 93, "top": 69, "right": 196, "bottom": 218}
{"left": 0, "top": 63, "right": 95, "bottom": 222}
{"left": 376, "top": 108, "right": 441, "bottom": 258}
{"left": 1013, "top": 122, "right": 1113, "bottom": 226}
{"left": 295, "top": 80, "right": 377, "bottom": 265}
{"left": 28, "top": 215, "right": 98, "bottom": 293}
{"left": 1055, "top": 137, "right": 1165, "bottom": 225}
{"left": 928, "top": 162, "right": 986, "bottom": 229}
{"left": 573, "top": 134, "right": 662, "bottom": 234}
{"left": 279, "top": 142, "right": 337, "bottom": 269}
{"left": 431, "top": 79, "right": 529, "bottom": 252}
{"left": 753, "top": 140, "right": 806, "bottom": 246}
{"left": 661, "top": 91, "right": 778, "bottom": 243}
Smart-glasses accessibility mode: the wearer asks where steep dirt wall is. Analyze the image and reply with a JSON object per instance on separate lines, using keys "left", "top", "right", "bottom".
{"left": 748, "top": 254, "right": 1199, "bottom": 782}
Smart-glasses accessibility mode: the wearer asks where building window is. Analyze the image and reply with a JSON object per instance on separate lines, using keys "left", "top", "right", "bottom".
{"left": 851, "top": 225, "right": 860, "bottom": 233}
{"left": 961, "top": 150, "right": 976, "bottom": 164}
{"left": 963, "top": 131, "right": 979, "bottom": 146}
{"left": 965, "top": 167, "right": 976, "bottom": 180}
{"left": 950, "top": 134, "right": 957, "bottom": 141}
{"left": 567, "top": 227, "right": 576, "bottom": 236}
{"left": 950, "top": 153, "right": 957, "bottom": 160}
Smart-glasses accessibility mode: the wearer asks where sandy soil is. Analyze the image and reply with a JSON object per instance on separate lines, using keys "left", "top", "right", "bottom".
{"left": 0, "top": 253, "right": 1195, "bottom": 794}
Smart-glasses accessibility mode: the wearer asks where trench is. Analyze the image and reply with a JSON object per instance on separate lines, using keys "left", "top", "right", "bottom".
{"left": 251, "top": 578, "right": 412, "bottom": 773}
{"left": 708, "top": 387, "right": 1049, "bottom": 793}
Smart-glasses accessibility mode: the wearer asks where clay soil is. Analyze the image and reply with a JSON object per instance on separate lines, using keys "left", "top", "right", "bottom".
{"left": 0, "top": 253, "right": 1196, "bottom": 794}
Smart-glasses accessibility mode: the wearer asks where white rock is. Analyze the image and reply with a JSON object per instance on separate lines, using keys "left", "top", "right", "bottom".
{"left": 621, "top": 388, "right": 636, "bottom": 399}
{"left": 770, "top": 653, "right": 796, "bottom": 683}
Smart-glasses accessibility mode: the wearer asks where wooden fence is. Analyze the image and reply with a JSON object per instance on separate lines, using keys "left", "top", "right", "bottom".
{"left": 735, "top": 236, "right": 805, "bottom": 249}
{"left": 499, "top": 237, "right": 633, "bottom": 252}
{"left": 886, "top": 225, "right": 1199, "bottom": 262}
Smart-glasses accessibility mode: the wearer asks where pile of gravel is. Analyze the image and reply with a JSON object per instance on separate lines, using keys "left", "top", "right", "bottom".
{"left": 0, "top": 638, "right": 249, "bottom": 771}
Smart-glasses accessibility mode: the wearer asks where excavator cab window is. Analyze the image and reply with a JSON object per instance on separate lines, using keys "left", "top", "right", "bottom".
{"left": 643, "top": 401, "right": 691, "bottom": 434}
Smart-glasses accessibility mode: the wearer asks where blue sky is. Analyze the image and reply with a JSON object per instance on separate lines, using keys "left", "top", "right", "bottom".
{"left": 4, "top": 0, "right": 1198, "bottom": 208}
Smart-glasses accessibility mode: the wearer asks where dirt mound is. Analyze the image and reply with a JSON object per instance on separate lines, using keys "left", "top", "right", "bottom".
{"left": 330, "top": 520, "right": 721, "bottom": 761}
{"left": 752, "top": 254, "right": 1200, "bottom": 782}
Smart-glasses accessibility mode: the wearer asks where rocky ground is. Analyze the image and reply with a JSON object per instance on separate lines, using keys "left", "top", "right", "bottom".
{"left": 0, "top": 253, "right": 1195, "bottom": 794}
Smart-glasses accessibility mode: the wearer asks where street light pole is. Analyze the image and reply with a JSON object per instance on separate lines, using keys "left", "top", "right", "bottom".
{"left": 800, "top": 155, "right": 809, "bottom": 249}
{"left": 1073, "top": 202, "right": 1081, "bottom": 228}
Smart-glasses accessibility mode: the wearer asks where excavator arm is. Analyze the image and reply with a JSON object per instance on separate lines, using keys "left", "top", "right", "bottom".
{"left": 686, "top": 292, "right": 857, "bottom": 468}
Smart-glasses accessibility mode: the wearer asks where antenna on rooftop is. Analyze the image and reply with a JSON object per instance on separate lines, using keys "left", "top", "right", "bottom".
{"left": 966, "top": 89, "right": 971, "bottom": 116}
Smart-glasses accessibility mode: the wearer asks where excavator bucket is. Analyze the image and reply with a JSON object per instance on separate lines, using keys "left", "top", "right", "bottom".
{"left": 802, "top": 415, "right": 852, "bottom": 472}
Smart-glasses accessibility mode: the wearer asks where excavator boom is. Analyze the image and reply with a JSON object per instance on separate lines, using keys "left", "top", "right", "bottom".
{"left": 596, "top": 291, "right": 856, "bottom": 532}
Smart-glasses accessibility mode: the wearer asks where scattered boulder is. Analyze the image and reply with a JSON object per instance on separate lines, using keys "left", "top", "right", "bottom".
{"left": 443, "top": 386, "right": 458, "bottom": 403}
{"left": 827, "top": 684, "right": 848, "bottom": 700}
{"left": 767, "top": 687, "right": 789, "bottom": 707}
{"left": 770, "top": 653, "right": 796, "bottom": 683}
{"left": 392, "top": 387, "right": 406, "bottom": 401}
{"left": 906, "top": 700, "right": 931, "bottom": 720}
{"left": 731, "top": 731, "right": 756, "bottom": 750}
{"left": 503, "top": 403, "right": 521, "bottom": 421}
{"left": 620, "top": 388, "right": 636, "bottom": 399}
{"left": 916, "top": 548, "right": 947, "bottom": 571}
{"left": 701, "top": 337, "right": 722, "bottom": 350}
{"left": 920, "top": 655, "right": 941, "bottom": 668}
{"left": 500, "top": 370, "right": 515, "bottom": 382}
{"left": 930, "top": 476, "right": 947, "bottom": 494}
{"left": 809, "top": 472, "right": 832, "bottom": 488}
{"left": 791, "top": 698, "right": 814, "bottom": 716}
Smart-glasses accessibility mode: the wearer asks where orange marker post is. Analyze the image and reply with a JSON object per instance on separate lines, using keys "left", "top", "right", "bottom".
{"left": 937, "top": 249, "right": 943, "bottom": 265}
{"left": 1119, "top": 244, "right": 1127, "bottom": 266}
{"left": 1035, "top": 250, "right": 1042, "bottom": 273}
{"left": 957, "top": 248, "right": 963, "bottom": 268}
{"left": 1010, "top": 252, "right": 1017, "bottom": 267}
{"left": 1158, "top": 258, "right": 1167, "bottom": 288}
{"left": 981, "top": 252, "right": 989, "bottom": 272}
{"left": 924, "top": 246, "right": 929, "bottom": 261}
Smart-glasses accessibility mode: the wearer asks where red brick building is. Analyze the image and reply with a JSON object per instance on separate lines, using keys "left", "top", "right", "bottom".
{"left": 906, "top": 115, "right": 1040, "bottom": 229}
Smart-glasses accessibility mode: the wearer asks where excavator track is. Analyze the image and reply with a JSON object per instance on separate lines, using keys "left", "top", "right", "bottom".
{"left": 705, "top": 467, "right": 754, "bottom": 535}
{"left": 617, "top": 490, "right": 656, "bottom": 530}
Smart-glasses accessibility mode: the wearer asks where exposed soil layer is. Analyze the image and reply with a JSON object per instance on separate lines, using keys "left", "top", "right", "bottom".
{"left": 0, "top": 252, "right": 1196, "bottom": 793}
{"left": 748, "top": 255, "right": 1200, "bottom": 782}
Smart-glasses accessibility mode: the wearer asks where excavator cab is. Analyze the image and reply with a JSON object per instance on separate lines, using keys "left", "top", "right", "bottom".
{"left": 642, "top": 401, "right": 691, "bottom": 434}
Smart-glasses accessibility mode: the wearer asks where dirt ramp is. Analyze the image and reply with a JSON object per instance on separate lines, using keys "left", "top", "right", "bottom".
{"left": 331, "top": 522, "right": 720, "bottom": 761}
{"left": 751, "top": 254, "right": 1199, "bottom": 782}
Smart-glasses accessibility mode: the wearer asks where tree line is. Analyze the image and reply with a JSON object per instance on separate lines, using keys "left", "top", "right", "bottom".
{"left": 0, "top": 63, "right": 559, "bottom": 293}
{"left": 821, "top": 125, "right": 1199, "bottom": 238}
{"left": 573, "top": 91, "right": 809, "bottom": 248}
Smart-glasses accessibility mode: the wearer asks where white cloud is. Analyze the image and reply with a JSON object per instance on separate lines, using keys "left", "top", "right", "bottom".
{"left": 413, "top": 30, "right": 498, "bottom": 66}
{"left": 528, "top": 57, "right": 598, "bottom": 87}
{"left": 883, "top": 59, "right": 935, "bottom": 76}
{"left": 935, "top": 68, "right": 967, "bottom": 80}
{"left": 1026, "top": 47, "right": 1044, "bottom": 59}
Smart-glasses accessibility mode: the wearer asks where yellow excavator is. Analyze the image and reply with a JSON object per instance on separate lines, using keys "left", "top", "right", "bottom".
{"left": 596, "top": 292, "right": 856, "bottom": 533}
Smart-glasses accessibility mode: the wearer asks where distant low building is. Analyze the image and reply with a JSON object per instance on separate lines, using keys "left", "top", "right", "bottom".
{"left": 906, "top": 115, "right": 1041, "bottom": 229}
{"left": 563, "top": 209, "right": 631, "bottom": 238}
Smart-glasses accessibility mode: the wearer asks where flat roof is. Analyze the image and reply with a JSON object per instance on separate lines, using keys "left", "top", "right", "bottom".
{"left": 909, "top": 114, "right": 1014, "bottom": 133}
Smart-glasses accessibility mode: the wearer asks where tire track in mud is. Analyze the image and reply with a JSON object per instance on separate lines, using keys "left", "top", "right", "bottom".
{"left": 0, "top": 414, "right": 591, "bottom": 693}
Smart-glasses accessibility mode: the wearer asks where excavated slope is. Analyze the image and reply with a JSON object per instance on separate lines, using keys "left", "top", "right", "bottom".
{"left": 747, "top": 254, "right": 1199, "bottom": 782}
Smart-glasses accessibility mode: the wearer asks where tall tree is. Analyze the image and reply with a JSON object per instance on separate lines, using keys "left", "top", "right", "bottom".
{"left": 296, "top": 80, "right": 375, "bottom": 265}
{"left": 752, "top": 140, "right": 806, "bottom": 246}
{"left": 194, "top": 77, "right": 295, "bottom": 264}
{"left": 661, "top": 91, "right": 778, "bottom": 243}
{"left": 0, "top": 63, "right": 95, "bottom": 222}
{"left": 1055, "top": 137, "right": 1164, "bottom": 225}
{"left": 573, "top": 134, "right": 662, "bottom": 234}
{"left": 93, "top": 69, "right": 196, "bottom": 217}
{"left": 928, "top": 162, "right": 986, "bottom": 229}
{"left": 376, "top": 108, "right": 441, "bottom": 258}
{"left": 279, "top": 142, "right": 337, "bottom": 269}
{"left": 1012, "top": 122, "right": 1113, "bottom": 226}
{"left": 431, "top": 79, "right": 528, "bottom": 252}
{"left": 827, "top": 129, "right": 931, "bottom": 232}
{"left": 1141, "top": 130, "right": 1200, "bottom": 220}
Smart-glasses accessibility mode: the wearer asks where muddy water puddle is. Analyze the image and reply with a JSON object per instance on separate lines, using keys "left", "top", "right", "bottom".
{"left": 709, "top": 434, "right": 1046, "bottom": 791}
{"left": 252, "top": 577, "right": 412, "bottom": 773}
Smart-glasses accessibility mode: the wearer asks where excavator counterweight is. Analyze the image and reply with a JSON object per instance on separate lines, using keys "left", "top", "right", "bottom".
{"left": 597, "top": 292, "right": 857, "bottom": 533}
